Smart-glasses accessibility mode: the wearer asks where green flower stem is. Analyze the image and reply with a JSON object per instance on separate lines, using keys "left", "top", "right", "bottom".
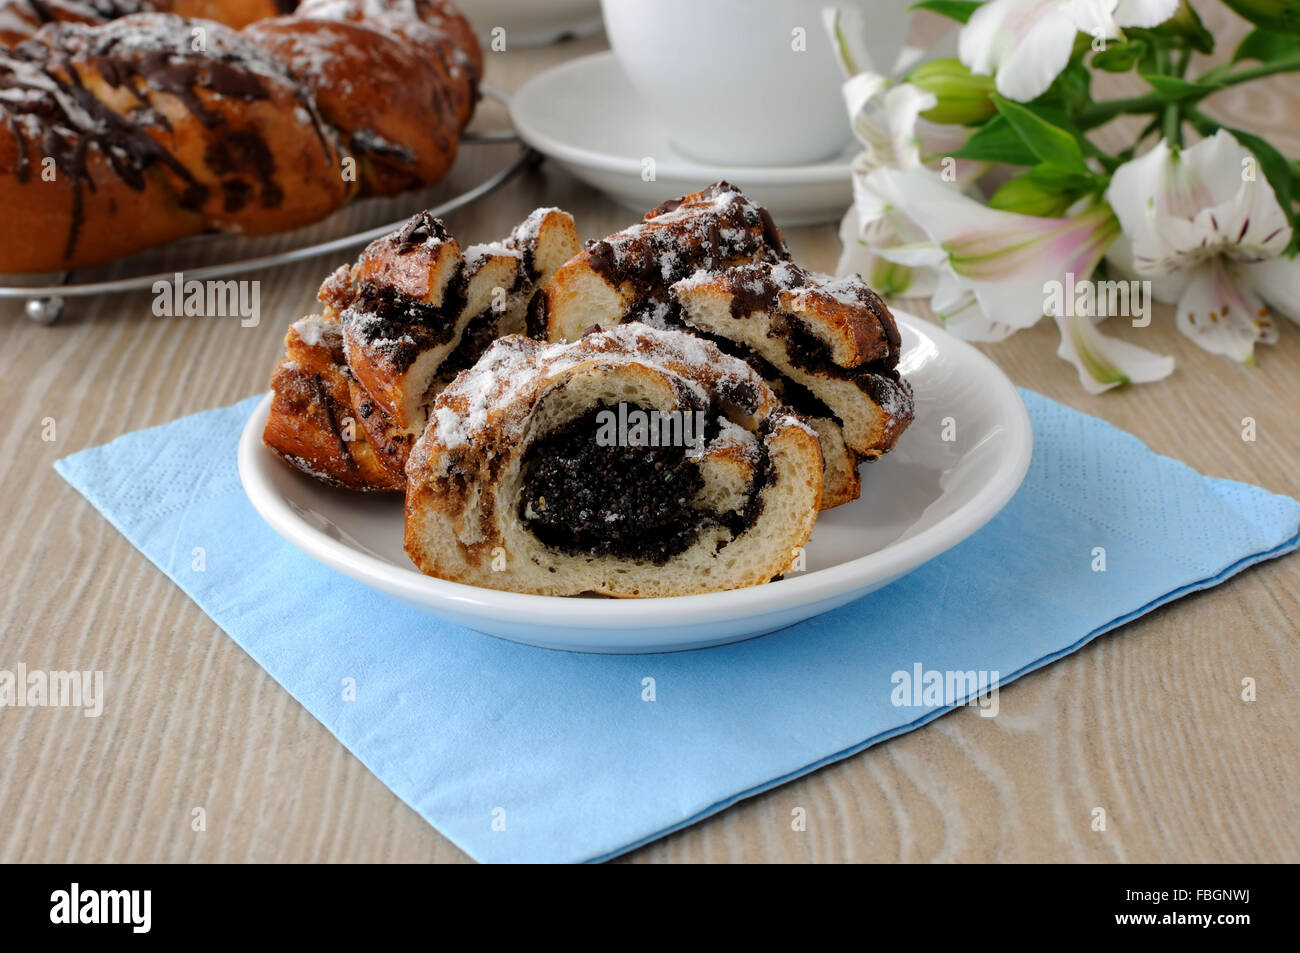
{"left": 1154, "top": 48, "right": 1181, "bottom": 149}
{"left": 1218, "top": 56, "right": 1300, "bottom": 88}
{"left": 1078, "top": 56, "right": 1300, "bottom": 130}
{"left": 1078, "top": 93, "right": 1168, "bottom": 129}
{"left": 1163, "top": 101, "right": 1182, "bottom": 148}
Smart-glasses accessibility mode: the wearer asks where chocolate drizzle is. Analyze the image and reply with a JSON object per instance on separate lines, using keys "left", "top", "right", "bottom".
{"left": 310, "top": 371, "right": 355, "bottom": 469}
{"left": 344, "top": 241, "right": 473, "bottom": 374}
{"left": 394, "top": 209, "right": 448, "bottom": 248}
{"left": 0, "top": 15, "right": 320, "bottom": 261}
{"left": 581, "top": 181, "right": 790, "bottom": 298}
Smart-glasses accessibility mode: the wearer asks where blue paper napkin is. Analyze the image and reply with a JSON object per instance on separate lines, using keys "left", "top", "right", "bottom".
{"left": 54, "top": 390, "right": 1300, "bottom": 863}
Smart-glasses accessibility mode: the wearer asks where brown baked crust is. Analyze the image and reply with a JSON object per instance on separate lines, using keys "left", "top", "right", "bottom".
{"left": 243, "top": 16, "right": 460, "bottom": 197}
{"left": 265, "top": 207, "right": 579, "bottom": 490}
{"left": 537, "top": 181, "right": 789, "bottom": 341}
{"left": 263, "top": 312, "right": 404, "bottom": 492}
{"left": 347, "top": 378, "right": 413, "bottom": 484}
{"left": 0, "top": 1, "right": 480, "bottom": 273}
{"left": 0, "top": 0, "right": 293, "bottom": 47}
{"left": 296, "top": 0, "right": 481, "bottom": 130}
{"left": 339, "top": 212, "right": 467, "bottom": 432}
{"left": 673, "top": 260, "right": 915, "bottom": 459}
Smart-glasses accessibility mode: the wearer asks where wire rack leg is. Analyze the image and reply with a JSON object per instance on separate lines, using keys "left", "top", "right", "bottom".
{"left": 25, "top": 275, "right": 68, "bottom": 324}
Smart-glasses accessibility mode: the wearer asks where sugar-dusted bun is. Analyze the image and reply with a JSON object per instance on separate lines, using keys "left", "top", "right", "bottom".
{"left": 532, "top": 181, "right": 913, "bottom": 508}
{"left": 404, "top": 323, "right": 823, "bottom": 597}
{"left": 340, "top": 212, "right": 471, "bottom": 432}
{"left": 340, "top": 207, "right": 578, "bottom": 451}
{"left": 263, "top": 306, "right": 404, "bottom": 492}
{"left": 534, "top": 181, "right": 789, "bottom": 342}
{"left": 672, "top": 260, "right": 913, "bottom": 506}
{"left": 265, "top": 207, "right": 580, "bottom": 489}
{"left": 672, "top": 260, "right": 913, "bottom": 453}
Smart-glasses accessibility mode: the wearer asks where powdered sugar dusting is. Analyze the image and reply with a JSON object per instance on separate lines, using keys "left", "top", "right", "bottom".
{"left": 464, "top": 240, "right": 521, "bottom": 270}
{"left": 292, "top": 313, "right": 338, "bottom": 348}
{"left": 430, "top": 323, "right": 775, "bottom": 452}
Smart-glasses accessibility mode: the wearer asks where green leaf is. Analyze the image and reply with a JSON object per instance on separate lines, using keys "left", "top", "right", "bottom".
{"left": 908, "top": 0, "right": 981, "bottom": 24}
{"left": 1165, "top": 1, "right": 1215, "bottom": 54}
{"left": 1197, "top": 63, "right": 1234, "bottom": 84}
{"left": 991, "top": 95, "right": 1089, "bottom": 173}
{"left": 948, "top": 115, "right": 1038, "bottom": 165}
{"left": 1233, "top": 28, "right": 1300, "bottom": 62}
{"left": 1092, "top": 41, "right": 1146, "bottom": 73}
{"left": 1044, "top": 58, "right": 1092, "bottom": 109}
{"left": 1140, "top": 73, "right": 1219, "bottom": 101}
{"left": 1220, "top": 0, "right": 1300, "bottom": 35}
{"left": 1226, "top": 125, "right": 1297, "bottom": 219}
{"left": 1021, "top": 165, "right": 1097, "bottom": 191}
{"left": 1121, "top": 27, "right": 1165, "bottom": 74}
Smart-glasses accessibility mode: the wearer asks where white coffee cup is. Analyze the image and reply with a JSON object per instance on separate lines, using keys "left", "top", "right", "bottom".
{"left": 600, "top": 0, "right": 856, "bottom": 166}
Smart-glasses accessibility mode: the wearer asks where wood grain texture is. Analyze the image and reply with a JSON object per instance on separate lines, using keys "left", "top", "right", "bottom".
{"left": 1, "top": 6, "right": 1297, "bottom": 864}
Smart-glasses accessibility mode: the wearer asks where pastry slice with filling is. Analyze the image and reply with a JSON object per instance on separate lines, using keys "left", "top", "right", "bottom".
{"left": 404, "top": 323, "right": 823, "bottom": 596}
{"left": 533, "top": 181, "right": 788, "bottom": 341}
{"left": 672, "top": 260, "right": 914, "bottom": 508}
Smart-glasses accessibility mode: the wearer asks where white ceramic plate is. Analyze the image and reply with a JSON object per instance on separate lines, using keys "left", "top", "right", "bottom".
{"left": 509, "top": 52, "right": 856, "bottom": 225}
{"left": 457, "top": 0, "right": 602, "bottom": 48}
{"left": 239, "top": 311, "right": 1032, "bottom": 653}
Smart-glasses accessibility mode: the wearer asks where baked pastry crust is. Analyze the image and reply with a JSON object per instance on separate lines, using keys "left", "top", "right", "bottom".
{"left": 263, "top": 308, "right": 404, "bottom": 492}
{"left": 673, "top": 261, "right": 913, "bottom": 449}
{"left": 534, "top": 181, "right": 789, "bottom": 341}
{"left": 404, "top": 323, "right": 824, "bottom": 597}
{"left": 264, "top": 207, "right": 579, "bottom": 490}
{"left": 0, "top": 0, "right": 480, "bottom": 272}
{"left": 534, "top": 183, "right": 914, "bottom": 508}
{"left": 340, "top": 207, "right": 579, "bottom": 450}
{"left": 0, "top": 0, "right": 294, "bottom": 47}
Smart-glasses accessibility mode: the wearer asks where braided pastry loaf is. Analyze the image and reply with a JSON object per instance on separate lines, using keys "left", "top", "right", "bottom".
{"left": 262, "top": 207, "right": 580, "bottom": 490}
{"left": 0, "top": 0, "right": 480, "bottom": 272}
{"left": 535, "top": 182, "right": 914, "bottom": 509}
{"left": 404, "top": 324, "right": 824, "bottom": 597}
{"left": 0, "top": 0, "right": 293, "bottom": 47}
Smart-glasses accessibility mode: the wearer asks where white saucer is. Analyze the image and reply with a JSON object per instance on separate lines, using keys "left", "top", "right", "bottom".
{"left": 239, "top": 311, "right": 1033, "bottom": 654}
{"left": 509, "top": 52, "right": 857, "bottom": 225}
{"left": 459, "top": 0, "right": 602, "bottom": 49}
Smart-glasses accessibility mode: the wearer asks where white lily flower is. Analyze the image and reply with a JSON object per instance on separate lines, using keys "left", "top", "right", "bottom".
{"left": 834, "top": 79, "right": 946, "bottom": 297}
{"left": 834, "top": 72, "right": 986, "bottom": 296}
{"left": 959, "top": 0, "right": 1178, "bottom": 102}
{"left": 1106, "top": 129, "right": 1299, "bottom": 361}
{"left": 871, "top": 168, "right": 1175, "bottom": 389}
{"left": 874, "top": 169, "right": 1120, "bottom": 327}
{"left": 843, "top": 73, "right": 932, "bottom": 171}
{"left": 875, "top": 237, "right": 1019, "bottom": 340}
{"left": 1053, "top": 310, "right": 1176, "bottom": 394}
{"left": 827, "top": 5, "right": 977, "bottom": 297}
{"left": 824, "top": 3, "right": 952, "bottom": 80}
{"left": 837, "top": 204, "right": 941, "bottom": 297}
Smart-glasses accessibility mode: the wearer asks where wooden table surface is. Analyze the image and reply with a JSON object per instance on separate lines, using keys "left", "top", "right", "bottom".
{"left": 2, "top": 8, "right": 1297, "bottom": 864}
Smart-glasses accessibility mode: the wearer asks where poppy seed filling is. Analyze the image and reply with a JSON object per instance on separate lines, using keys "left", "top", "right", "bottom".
{"left": 517, "top": 405, "right": 766, "bottom": 564}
